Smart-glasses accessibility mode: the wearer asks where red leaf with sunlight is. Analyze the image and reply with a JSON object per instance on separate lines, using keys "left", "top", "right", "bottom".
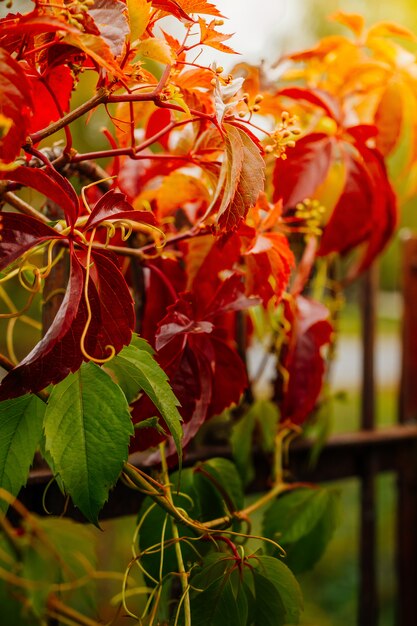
{"left": 277, "top": 296, "right": 333, "bottom": 425}
{"left": 0, "top": 48, "right": 33, "bottom": 164}
{"left": 318, "top": 142, "right": 397, "bottom": 276}
{"left": 238, "top": 199, "right": 294, "bottom": 305}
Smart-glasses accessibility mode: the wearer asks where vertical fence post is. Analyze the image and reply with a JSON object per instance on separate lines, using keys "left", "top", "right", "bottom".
{"left": 397, "top": 232, "right": 417, "bottom": 626}
{"left": 359, "top": 264, "right": 378, "bottom": 626}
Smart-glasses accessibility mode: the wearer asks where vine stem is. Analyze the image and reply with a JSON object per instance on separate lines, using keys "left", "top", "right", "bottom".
{"left": 160, "top": 443, "right": 191, "bottom": 626}
{"left": 1, "top": 191, "right": 50, "bottom": 224}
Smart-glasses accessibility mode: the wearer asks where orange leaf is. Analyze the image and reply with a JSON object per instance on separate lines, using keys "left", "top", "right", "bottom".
{"left": 374, "top": 80, "right": 404, "bottom": 156}
{"left": 179, "top": 0, "right": 223, "bottom": 17}
{"left": 199, "top": 17, "right": 237, "bottom": 54}
{"left": 329, "top": 11, "right": 365, "bottom": 38}
{"left": 156, "top": 171, "right": 210, "bottom": 218}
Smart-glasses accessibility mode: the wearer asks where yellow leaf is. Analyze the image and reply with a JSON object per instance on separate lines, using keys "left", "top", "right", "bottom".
{"left": 137, "top": 38, "right": 175, "bottom": 65}
{"left": 127, "top": 0, "right": 151, "bottom": 43}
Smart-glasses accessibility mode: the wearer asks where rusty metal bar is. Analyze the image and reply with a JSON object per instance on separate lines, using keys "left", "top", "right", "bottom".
{"left": 22, "top": 425, "right": 417, "bottom": 520}
{"left": 397, "top": 232, "right": 417, "bottom": 626}
{"left": 359, "top": 266, "right": 378, "bottom": 626}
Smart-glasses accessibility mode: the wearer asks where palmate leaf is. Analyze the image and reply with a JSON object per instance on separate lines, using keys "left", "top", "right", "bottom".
{"left": 213, "top": 123, "right": 265, "bottom": 231}
{"left": 0, "top": 395, "right": 45, "bottom": 512}
{"left": 190, "top": 552, "right": 303, "bottom": 626}
{"left": 44, "top": 362, "right": 133, "bottom": 525}
{"left": 105, "top": 337, "right": 183, "bottom": 461}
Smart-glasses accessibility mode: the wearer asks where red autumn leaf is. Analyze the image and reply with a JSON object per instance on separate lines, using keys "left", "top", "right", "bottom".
{"left": 0, "top": 12, "right": 75, "bottom": 41}
{"left": 277, "top": 296, "right": 333, "bottom": 425}
{"left": 317, "top": 143, "right": 397, "bottom": 276}
{"left": 145, "top": 108, "right": 173, "bottom": 150}
{"left": 27, "top": 65, "right": 74, "bottom": 135}
{"left": 0, "top": 48, "right": 33, "bottom": 163}
{"left": 272, "top": 133, "right": 334, "bottom": 208}
{"left": 152, "top": 0, "right": 194, "bottom": 21}
{"left": 243, "top": 231, "right": 294, "bottom": 305}
{"left": 213, "top": 123, "right": 265, "bottom": 231}
{"left": 130, "top": 269, "right": 256, "bottom": 458}
{"left": 236, "top": 200, "right": 294, "bottom": 305}
{"left": 75, "top": 249, "right": 135, "bottom": 360}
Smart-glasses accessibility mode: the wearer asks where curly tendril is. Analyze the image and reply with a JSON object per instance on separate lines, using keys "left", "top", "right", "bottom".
{"left": 80, "top": 175, "right": 117, "bottom": 214}
{"left": 79, "top": 227, "right": 116, "bottom": 364}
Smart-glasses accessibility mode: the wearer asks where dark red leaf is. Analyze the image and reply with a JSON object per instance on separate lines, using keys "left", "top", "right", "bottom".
{"left": 82, "top": 249, "right": 135, "bottom": 358}
{"left": 0, "top": 213, "right": 62, "bottom": 271}
{"left": 0, "top": 254, "right": 91, "bottom": 400}
{"left": 0, "top": 165, "right": 79, "bottom": 227}
{"left": 0, "top": 48, "right": 33, "bottom": 163}
{"left": 272, "top": 133, "right": 334, "bottom": 208}
{"left": 84, "top": 189, "right": 156, "bottom": 230}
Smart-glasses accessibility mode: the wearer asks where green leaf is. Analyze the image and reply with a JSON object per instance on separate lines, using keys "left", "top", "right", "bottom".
{"left": 262, "top": 487, "right": 340, "bottom": 574}
{"left": 193, "top": 457, "right": 244, "bottom": 514}
{"left": 105, "top": 338, "right": 183, "bottom": 462}
{"left": 252, "top": 570, "right": 286, "bottom": 625}
{"left": 191, "top": 556, "right": 247, "bottom": 626}
{"left": 252, "top": 555, "right": 303, "bottom": 624}
{"left": 231, "top": 407, "right": 256, "bottom": 486}
{"left": 44, "top": 363, "right": 133, "bottom": 525}
{"left": 0, "top": 394, "right": 45, "bottom": 511}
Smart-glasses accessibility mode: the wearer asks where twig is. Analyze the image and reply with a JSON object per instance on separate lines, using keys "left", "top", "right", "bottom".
{"left": 1, "top": 192, "right": 50, "bottom": 224}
